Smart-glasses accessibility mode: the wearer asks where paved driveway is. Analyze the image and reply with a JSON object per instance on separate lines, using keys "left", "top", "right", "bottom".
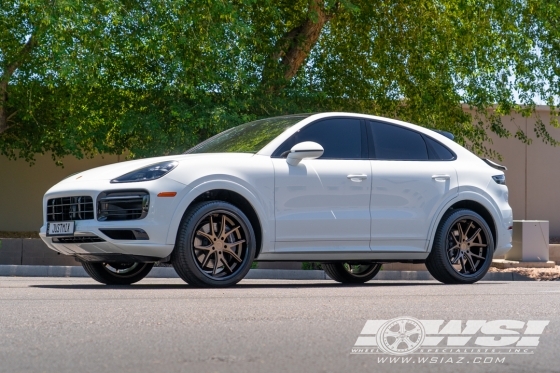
{"left": 0, "top": 278, "right": 558, "bottom": 373}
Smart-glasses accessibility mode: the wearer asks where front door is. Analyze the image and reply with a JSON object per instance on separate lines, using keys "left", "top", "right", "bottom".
{"left": 272, "top": 117, "right": 372, "bottom": 252}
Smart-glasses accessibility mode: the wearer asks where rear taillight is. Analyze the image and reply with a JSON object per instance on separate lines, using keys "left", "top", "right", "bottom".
{"left": 492, "top": 175, "right": 506, "bottom": 185}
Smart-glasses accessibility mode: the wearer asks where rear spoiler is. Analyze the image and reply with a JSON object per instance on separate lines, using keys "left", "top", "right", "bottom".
{"left": 482, "top": 158, "right": 507, "bottom": 171}
{"left": 430, "top": 129, "right": 454, "bottom": 140}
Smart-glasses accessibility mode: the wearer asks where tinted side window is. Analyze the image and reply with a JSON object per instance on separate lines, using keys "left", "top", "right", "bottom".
{"left": 369, "top": 121, "right": 428, "bottom": 160}
{"left": 272, "top": 118, "right": 363, "bottom": 159}
{"left": 425, "top": 136, "right": 455, "bottom": 160}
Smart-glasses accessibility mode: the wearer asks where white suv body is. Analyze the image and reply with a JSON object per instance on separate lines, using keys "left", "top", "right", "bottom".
{"left": 40, "top": 113, "right": 512, "bottom": 286}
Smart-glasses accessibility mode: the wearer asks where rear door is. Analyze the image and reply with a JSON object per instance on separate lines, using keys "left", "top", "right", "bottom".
{"left": 368, "top": 121, "right": 458, "bottom": 252}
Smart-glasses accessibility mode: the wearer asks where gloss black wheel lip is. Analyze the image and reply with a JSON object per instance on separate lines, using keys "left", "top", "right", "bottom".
{"left": 190, "top": 209, "right": 249, "bottom": 281}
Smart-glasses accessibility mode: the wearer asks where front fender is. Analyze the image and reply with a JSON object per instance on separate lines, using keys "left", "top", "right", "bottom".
{"left": 164, "top": 178, "right": 273, "bottom": 255}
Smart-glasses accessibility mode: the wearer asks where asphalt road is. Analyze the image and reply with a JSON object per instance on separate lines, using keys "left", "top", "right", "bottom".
{"left": 0, "top": 278, "right": 559, "bottom": 373}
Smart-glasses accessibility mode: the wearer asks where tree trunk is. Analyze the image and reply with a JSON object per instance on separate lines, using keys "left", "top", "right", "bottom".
{"left": 0, "top": 35, "right": 36, "bottom": 134}
{"left": 0, "top": 81, "right": 9, "bottom": 134}
{"left": 261, "top": 0, "right": 337, "bottom": 93}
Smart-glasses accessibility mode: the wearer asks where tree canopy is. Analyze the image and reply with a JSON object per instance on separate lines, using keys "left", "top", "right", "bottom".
{"left": 1, "top": 0, "right": 559, "bottom": 164}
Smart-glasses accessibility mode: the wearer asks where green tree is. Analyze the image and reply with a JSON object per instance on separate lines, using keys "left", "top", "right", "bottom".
{"left": 1, "top": 0, "right": 559, "bottom": 164}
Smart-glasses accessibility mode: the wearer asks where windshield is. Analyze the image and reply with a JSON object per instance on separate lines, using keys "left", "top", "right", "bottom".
{"left": 184, "top": 115, "right": 309, "bottom": 154}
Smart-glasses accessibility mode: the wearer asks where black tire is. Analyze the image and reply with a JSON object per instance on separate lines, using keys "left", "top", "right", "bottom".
{"left": 81, "top": 262, "right": 154, "bottom": 285}
{"left": 426, "top": 208, "right": 494, "bottom": 284}
{"left": 322, "top": 262, "right": 382, "bottom": 283}
{"left": 171, "top": 201, "right": 256, "bottom": 287}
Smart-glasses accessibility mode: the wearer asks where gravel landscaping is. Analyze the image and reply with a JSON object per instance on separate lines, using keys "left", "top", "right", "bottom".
{"left": 488, "top": 265, "right": 560, "bottom": 281}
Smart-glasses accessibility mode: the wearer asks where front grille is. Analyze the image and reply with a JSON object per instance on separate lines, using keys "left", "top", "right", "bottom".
{"left": 47, "top": 196, "right": 94, "bottom": 222}
{"left": 97, "top": 190, "right": 149, "bottom": 221}
{"left": 53, "top": 236, "right": 105, "bottom": 243}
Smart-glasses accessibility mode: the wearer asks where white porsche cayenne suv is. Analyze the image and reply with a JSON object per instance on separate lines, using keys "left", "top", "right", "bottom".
{"left": 40, "top": 113, "right": 513, "bottom": 287}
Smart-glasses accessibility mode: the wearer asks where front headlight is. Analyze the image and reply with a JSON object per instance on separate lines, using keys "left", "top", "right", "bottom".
{"left": 111, "top": 161, "right": 179, "bottom": 183}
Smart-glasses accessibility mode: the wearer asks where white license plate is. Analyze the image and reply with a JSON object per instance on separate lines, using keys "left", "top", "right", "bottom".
{"left": 47, "top": 221, "right": 75, "bottom": 236}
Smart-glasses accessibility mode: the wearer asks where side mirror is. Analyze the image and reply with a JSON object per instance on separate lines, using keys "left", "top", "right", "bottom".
{"left": 286, "top": 141, "right": 324, "bottom": 166}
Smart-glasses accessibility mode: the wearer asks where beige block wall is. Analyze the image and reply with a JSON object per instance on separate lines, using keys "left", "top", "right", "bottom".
{"left": 0, "top": 154, "right": 121, "bottom": 231}
{"left": 471, "top": 106, "right": 560, "bottom": 236}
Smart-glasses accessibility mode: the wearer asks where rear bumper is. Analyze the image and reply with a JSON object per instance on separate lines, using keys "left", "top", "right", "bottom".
{"left": 494, "top": 205, "right": 513, "bottom": 257}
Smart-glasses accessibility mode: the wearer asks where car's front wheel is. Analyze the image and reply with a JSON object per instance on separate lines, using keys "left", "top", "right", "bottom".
{"left": 322, "top": 262, "right": 382, "bottom": 283}
{"left": 171, "top": 201, "right": 256, "bottom": 287}
{"left": 425, "top": 208, "right": 494, "bottom": 284}
{"left": 81, "top": 262, "right": 154, "bottom": 285}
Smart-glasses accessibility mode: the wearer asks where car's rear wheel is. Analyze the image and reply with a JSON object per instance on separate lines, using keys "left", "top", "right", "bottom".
{"left": 322, "top": 262, "right": 382, "bottom": 283}
{"left": 81, "top": 262, "right": 154, "bottom": 285}
{"left": 426, "top": 208, "right": 494, "bottom": 284}
{"left": 171, "top": 201, "right": 256, "bottom": 287}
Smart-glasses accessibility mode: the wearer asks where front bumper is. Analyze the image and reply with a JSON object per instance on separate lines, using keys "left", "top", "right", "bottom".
{"left": 39, "top": 177, "right": 186, "bottom": 259}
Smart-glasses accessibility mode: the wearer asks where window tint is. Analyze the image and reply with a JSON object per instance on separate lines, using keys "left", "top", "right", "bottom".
{"left": 273, "top": 118, "right": 363, "bottom": 159}
{"left": 425, "top": 136, "right": 455, "bottom": 160}
{"left": 369, "top": 121, "right": 428, "bottom": 160}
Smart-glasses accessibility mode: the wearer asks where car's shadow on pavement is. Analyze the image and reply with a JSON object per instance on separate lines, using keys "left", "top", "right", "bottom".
{"left": 29, "top": 281, "right": 506, "bottom": 290}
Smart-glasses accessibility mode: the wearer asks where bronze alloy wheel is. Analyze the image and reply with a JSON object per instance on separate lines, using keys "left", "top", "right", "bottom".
{"left": 171, "top": 201, "right": 256, "bottom": 287}
{"left": 192, "top": 211, "right": 248, "bottom": 279}
{"left": 425, "top": 208, "right": 494, "bottom": 284}
{"left": 446, "top": 218, "right": 489, "bottom": 276}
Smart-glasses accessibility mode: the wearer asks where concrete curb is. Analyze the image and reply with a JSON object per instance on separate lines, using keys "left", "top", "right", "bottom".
{"left": 0, "top": 265, "right": 534, "bottom": 281}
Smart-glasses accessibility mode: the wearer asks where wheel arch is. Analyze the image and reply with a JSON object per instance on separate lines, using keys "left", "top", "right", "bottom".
{"left": 428, "top": 195, "right": 499, "bottom": 253}
{"left": 188, "top": 189, "right": 263, "bottom": 258}
{"left": 446, "top": 200, "right": 497, "bottom": 247}
{"left": 166, "top": 181, "right": 268, "bottom": 258}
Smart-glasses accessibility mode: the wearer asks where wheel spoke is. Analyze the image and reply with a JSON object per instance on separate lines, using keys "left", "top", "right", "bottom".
{"left": 218, "top": 215, "right": 227, "bottom": 238}
{"left": 459, "top": 256, "right": 466, "bottom": 273}
{"left": 194, "top": 243, "right": 213, "bottom": 251}
{"left": 402, "top": 337, "right": 416, "bottom": 349}
{"left": 209, "top": 215, "right": 216, "bottom": 236}
{"left": 227, "top": 239, "right": 246, "bottom": 247}
{"left": 405, "top": 326, "right": 421, "bottom": 336}
{"left": 447, "top": 244, "right": 460, "bottom": 251}
{"left": 212, "top": 256, "right": 219, "bottom": 275}
{"left": 398, "top": 320, "right": 407, "bottom": 333}
{"left": 469, "top": 242, "right": 487, "bottom": 248}
{"left": 389, "top": 338, "right": 403, "bottom": 350}
{"left": 450, "top": 253, "right": 461, "bottom": 264}
{"left": 223, "top": 248, "right": 242, "bottom": 262}
{"left": 470, "top": 252, "right": 486, "bottom": 260}
{"left": 197, "top": 230, "right": 214, "bottom": 242}
{"left": 385, "top": 330, "right": 401, "bottom": 338}
{"left": 451, "top": 229, "right": 460, "bottom": 245}
{"left": 222, "top": 226, "right": 241, "bottom": 240}
{"left": 220, "top": 257, "right": 233, "bottom": 273}
{"left": 466, "top": 228, "right": 481, "bottom": 243}
{"left": 457, "top": 222, "right": 466, "bottom": 241}
{"left": 464, "top": 221, "right": 474, "bottom": 236}
{"left": 201, "top": 251, "right": 213, "bottom": 268}
{"left": 465, "top": 253, "right": 477, "bottom": 272}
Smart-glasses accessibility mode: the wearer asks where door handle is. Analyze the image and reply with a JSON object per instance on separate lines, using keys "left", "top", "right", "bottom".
{"left": 432, "top": 174, "right": 450, "bottom": 181}
{"left": 347, "top": 174, "right": 368, "bottom": 182}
